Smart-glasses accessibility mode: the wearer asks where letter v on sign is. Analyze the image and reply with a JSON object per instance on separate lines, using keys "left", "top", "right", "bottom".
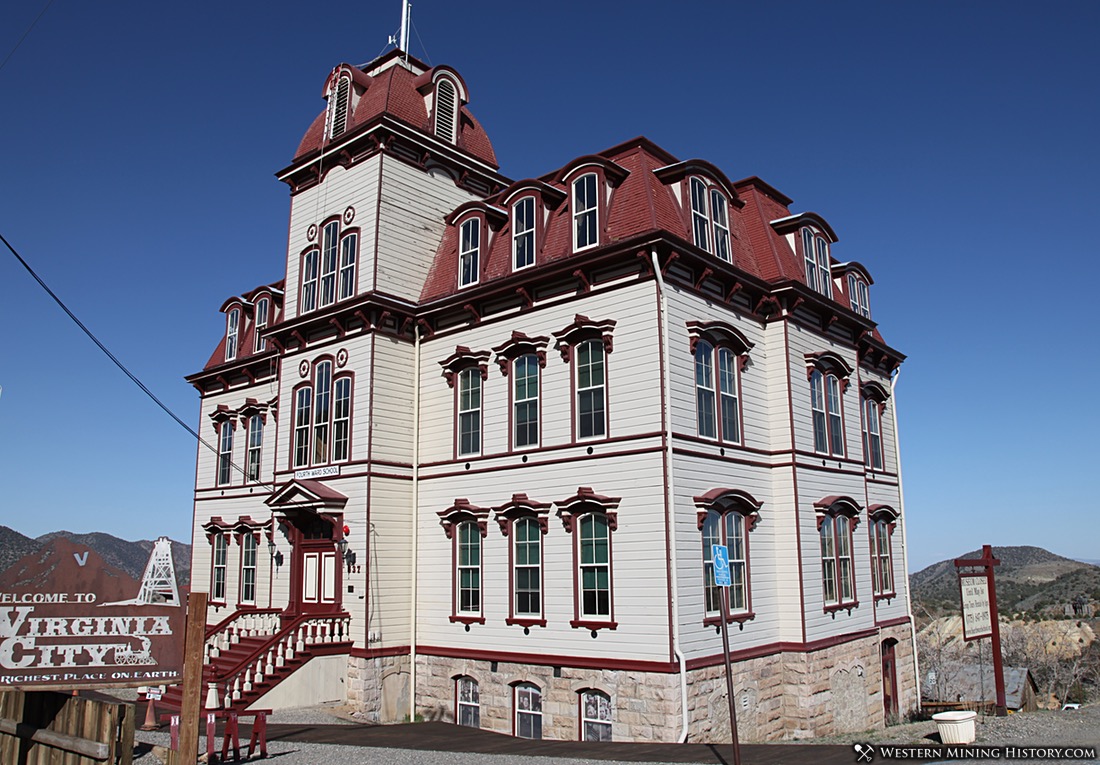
{"left": 74, "top": 552, "right": 89, "bottom": 567}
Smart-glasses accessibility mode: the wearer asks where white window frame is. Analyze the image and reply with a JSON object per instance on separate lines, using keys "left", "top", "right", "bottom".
{"left": 815, "top": 235, "right": 833, "bottom": 297}
{"left": 871, "top": 517, "right": 894, "bottom": 596}
{"left": 513, "top": 354, "right": 539, "bottom": 449}
{"left": 578, "top": 513, "right": 611, "bottom": 620}
{"left": 217, "top": 421, "right": 233, "bottom": 486}
{"left": 515, "top": 683, "right": 542, "bottom": 739}
{"left": 820, "top": 514, "right": 856, "bottom": 607}
{"left": 573, "top": 173, "right": 598, "bottom": 251}
{"left": 246, "top": 415, "right": 263, "bottom": 482}
{"left": 225, "top": 309, "right": 240, "bottom": 362}
{"left": 211, "top": 532, "right": 227, "bottom": 603}
{"left": 513, "top": 197, "right": 535, "bottom": 270}
{"left": 848, "top": 273, "right": 871, "bottom": 318}
{"left": 711, "top": 188, "right": 731, "bottom": 263}
{"left": 456, "top": 676, "right": 480, "bottom": 727}
{"left": 301, "top": 250, "right": 319, "bottom": 313}
{"left": 293, "top": 387, "right": 312, "bottom": 468}
{"left": 702, "top": 510, "right": 749, "bottom": 617}
{"left": 339, "top": 233, "right": 357, "bottom": 300}
{"left": 293, "top": 361, "right": 351, "bottom": 468}
{"left": 863, "top": 398, "right": 883, "bottom": 470}
{"left": 254, "top": 298, "right": 269, "bottom": 352}
{"left": 312, "top": 360, "right": 332, "bottom": 465}
{"left": 576, "top": 339, "right": 606, "bottom": 440}
{"left": 810, "top": 370, "right": 844, "bottom": 456}
{"left": 456, "top": 521, "right": 481, "bottom": 617}
{"left": 457, "top": 368, "right": 481, "bottom": 456}
{"left": 239, "top": 533, "right": 257, "bottom": 605}
{"left": 459, "top": 218, "right": 480, "bottom": 288}
{"left": 333, "top": 377, "right": 351, "bottom": 462}
{"left": 512, "top": 517, "right": 542, "bottom": 619}
{"left": 580, "top": 689, "right": 612, "bottom": 741}
{"left": 320, "top": 221, "right": 339, "bottom": 307}
{"left": 690, "top": 177, "right": 710, "bottom": 252}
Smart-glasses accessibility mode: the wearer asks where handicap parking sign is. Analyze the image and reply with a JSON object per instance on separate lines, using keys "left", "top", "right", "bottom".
{"left": 712, "top": 545, "right": 731, "bottom": 587}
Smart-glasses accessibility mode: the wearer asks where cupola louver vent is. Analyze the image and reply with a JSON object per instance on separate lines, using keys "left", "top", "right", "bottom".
{"left": 330, "top": 76, "right": 351, "bottom": 139}
{"left": 435, "top": 78, "right": 457, "bottom": 143}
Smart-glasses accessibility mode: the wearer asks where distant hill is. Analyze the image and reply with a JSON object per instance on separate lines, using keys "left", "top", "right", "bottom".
{"left": 0, "top": 526, "right": 190, "bottom": 586}
{"left": 911, "top": 546, "right": 1100, "bottom": 618}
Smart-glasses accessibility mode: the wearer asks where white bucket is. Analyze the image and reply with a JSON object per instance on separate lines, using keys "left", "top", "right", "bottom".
{"left": 932, "top": 710, "right": 978, "bottom": 744}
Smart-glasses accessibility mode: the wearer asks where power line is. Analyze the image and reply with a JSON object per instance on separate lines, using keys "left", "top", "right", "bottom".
{"left": 0, "top": 0, "right": 56, "bottom": 76}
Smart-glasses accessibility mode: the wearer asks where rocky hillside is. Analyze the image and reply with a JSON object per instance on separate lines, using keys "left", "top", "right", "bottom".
{"left": 0, "top": 526, "right": 191, "bottom": 586}
{"left": 911, "top": 546, "right": 1100, "bottom": 618}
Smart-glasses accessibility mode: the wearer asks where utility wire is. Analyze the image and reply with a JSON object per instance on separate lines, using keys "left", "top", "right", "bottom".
{"left": 0, "top": 0, "right": 56, "bottom": 75}
{"left": 1, "top": 230, "right": 216, "bottom": 454}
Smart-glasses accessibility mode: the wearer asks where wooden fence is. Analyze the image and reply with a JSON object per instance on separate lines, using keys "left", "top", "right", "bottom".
{"left": 0, "top": 690, "right": 134, "bottom": 765}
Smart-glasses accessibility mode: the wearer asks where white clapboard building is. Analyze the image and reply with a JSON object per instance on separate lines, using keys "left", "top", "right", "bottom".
{"left": 184, "top": 47, "right": 916, "bottom": 742}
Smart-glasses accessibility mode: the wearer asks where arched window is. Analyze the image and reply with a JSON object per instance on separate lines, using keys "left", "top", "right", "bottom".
{"left": 292, "top": 358, "right": 353, "bottom": 468}
{"left": 253, "top": 297, "right": 269, "bottom": 352}
{"left": 339, "top": 232, "right": 358, "bottom": 300}
{"left": 810, "top": 369, "right": 844, "bottom": 456}
{"left": 458, "top": 368, "right": 482, "bottom": 456}
{"left": 513, "top": 354, "right": 539, "bottom": 448}
{"left": 513, "top": 197, "right": 536, "bottom": 270}
{"left": 246, "top": 414, "right": 263, "bottom": 482}
{"left": 300, "top": 249, "right": 319, "bottom": 313}
{"left": 802, "top": 227, "right": 833, "bottom": 297}
{"left": 816, "top": 497, "right": 861, "bottom": 610}
{"left": 515, "top": 683, "right": 542, "bottom": 739}
{"left": 848, "top": 273, "right": 870, "bottom": 318}
{"left": 694, "top": 341, "right": 740, "bottom": 443}
{"left": 695, "top": 488, "right": 760, "bottom": 623}
{"left": 688, "top": 177, "right": 732, "bottom": 263}
{"left": 862, "top": 397, "right": 883, "bottom": 470}
{"left": 225, "top": 308, "right": 240, "bottom": 362}
{"left": 579, "top": 689, "right": 612, "bottom": 741}
{"left": 554, "top": 317, "right": 615, "bottom": 442}
{"left": 573, "top": 173, "right": 599, "bottom": 251}
{"left": 869, "top": 506, "right": 898, "bottom": 598}
{"left": 456, "top": 521, "right": 482, "bottom": 617}
{"left": 459, "top": 218, "right": 480, "bottom": 287}
{"left": 456, "top": 676, "right": 480, "bottom": 727}
{"left": 320, "top": 221, "right": 340, "bottom": 307}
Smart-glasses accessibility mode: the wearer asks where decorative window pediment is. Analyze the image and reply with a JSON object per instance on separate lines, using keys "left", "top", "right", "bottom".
{"left": 868, "top": 504, "right": 899, "bottom": 523}
{"left": 237, "top": 397, "right": 272, "bottom": 426}
{"left": 552, "top": 315, "right": 616, "bottom": 363}
{"left": 438, "top": 498, "right": 490, "bottom": 539}
{"left": 861, "top": 380, "right": 891, "bottom": 406}
{"left": 805, "top": 351, "right": 854, "bottom": 389}
{"left": 555, "top": 487, "right": 620, "bottom": 533}
{"left": 687, "top": 321, "right": 753, "bottom": 368}
{"left": 494, "top": 493, "right": 552, "bottom": 536}
{"left": 208, "top": 404, "right": 235, "bottom": 431}
{"left": 492, "top": 332, "right": 549, "bottom": 375}
{"left": 813, "top": 495, "right": 863, "bottom": 529}
{"left": 439, "top": 346, "right": 491, "bottom": 388}
{"left": 692, "top": 488, "right": 762, "bottom": 531}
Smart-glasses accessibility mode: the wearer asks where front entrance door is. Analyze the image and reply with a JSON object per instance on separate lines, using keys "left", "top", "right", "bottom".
{"left": 286, "top": 513, "right": 342, "bottom": 618}
{"left": 881, "top": 639, "right": 899, "bottom": 720}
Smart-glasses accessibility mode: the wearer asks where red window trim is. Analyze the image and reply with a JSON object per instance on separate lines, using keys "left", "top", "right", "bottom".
{"left": 558, "top": 487, "right": 620, "bottom": 631}
{"left": 814, "top": 496, "right": 861, "bottom": 612}
{"left": 495, "top": 493, "right": 552, "bottom": 627}
{"left": 438, "top": 500, "right": 489, "bottom": 625}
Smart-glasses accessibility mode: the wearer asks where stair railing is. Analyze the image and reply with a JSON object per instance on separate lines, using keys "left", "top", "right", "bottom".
{"left": 203, "top": 608, "right": 282, "bottom": 664}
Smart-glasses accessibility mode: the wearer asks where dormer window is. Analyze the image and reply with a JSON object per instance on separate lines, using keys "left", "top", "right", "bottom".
{"left": 459, "top": 218, "right": 480, "bottom": 287}
{"left": 328, "top": 75, "right": 351, "bottom": 139}
{"left": 801, "top": 228, "right": 832, "bottom": 297}
{"left": 513, "top": 197, "right": 535, "bottom": 270}
{"left": 225, "top": 308, "right": 240, "bottom": 362}
{"left": 689, "top": 177, "right": 732, "bottom": 263}
{"left": 848, "top": 274, "right": 870, "bottom": 318}
{"left": 573, "top": 173, "right": 598, "bottom": 251}
{"left": 434, "top": 78, "right": 458, "bottom": 143}
{"left": 254, "top": 298, "right": 269, "bottom": 353}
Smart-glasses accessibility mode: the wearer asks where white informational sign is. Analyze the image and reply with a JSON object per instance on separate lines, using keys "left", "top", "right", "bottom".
{"left": 295, "top": 465, "right": 340, "bottom": 480}
{"left": 712, "top": 545, "right": 731, "bottom": 587}
{"left": 960, "top": 573, "right": 993, "bottom": 641}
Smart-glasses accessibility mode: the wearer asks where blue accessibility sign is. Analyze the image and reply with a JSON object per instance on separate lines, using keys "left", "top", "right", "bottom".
{"left": 712, "top": 545, "right": 731, "bottom": 587}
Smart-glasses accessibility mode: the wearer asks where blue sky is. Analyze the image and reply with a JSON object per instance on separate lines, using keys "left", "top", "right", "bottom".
{"left": 1, "top": 1, "right": 1096, "bottom": 571}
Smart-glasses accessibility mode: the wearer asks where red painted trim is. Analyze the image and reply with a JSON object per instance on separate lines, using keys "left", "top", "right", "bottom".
{"left": 420, "top": 430, "right": 664, "bottom": 470}
{"left": 505, "top": 617, "right": 547, "bottom": 628}
{"left": 875, "top": 616, "right": 911, "bottom": 629}
{"left": 421, "top": 444, "right": 665, "bottom": 482}
{"left": 349, "top": 644, "right": 409, "bottom": 659}
{"left": 417, "top": 645, "right": 674, "bottom": 673}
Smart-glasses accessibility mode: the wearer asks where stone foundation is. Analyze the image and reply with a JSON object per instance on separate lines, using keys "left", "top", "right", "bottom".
{"left": 346, "top": 654, "right": 411, "bottom": 724}
{"left": 368, "top": 626, "right": 917, "bottom": 742}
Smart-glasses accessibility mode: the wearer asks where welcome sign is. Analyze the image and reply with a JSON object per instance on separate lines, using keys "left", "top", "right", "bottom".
{"left": 0, "top": 538, "right": 184, "bottom": 690}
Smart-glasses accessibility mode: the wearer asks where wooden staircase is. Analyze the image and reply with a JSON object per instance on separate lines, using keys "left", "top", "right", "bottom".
{"left": 160, "top": 608, "right": 352, "bottom": 713}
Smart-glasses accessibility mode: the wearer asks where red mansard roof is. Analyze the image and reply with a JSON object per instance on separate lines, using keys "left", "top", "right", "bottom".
{"left": 421, "top": 138, "right": 807, "bottom": 303}
{"left": 292, "top": 54, "right": 498, "bottom": 169}
{"left": 200, "top": 280, "right": 284, "bottom": 372}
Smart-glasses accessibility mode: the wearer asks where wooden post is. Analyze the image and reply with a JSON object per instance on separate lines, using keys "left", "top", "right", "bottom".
{"left": 954, "top": 545, "right": 1007, "bottom": 717}
{"left": 178, "top": 592, "right": 208, "bottom": 764}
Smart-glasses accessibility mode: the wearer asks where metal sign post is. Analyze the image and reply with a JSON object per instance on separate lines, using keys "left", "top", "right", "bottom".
{"left": 712, "top": 544, "right": 742, "bottom": 765}
{"left": 954, "top": 545, "right": 1006, "bottom": 716}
